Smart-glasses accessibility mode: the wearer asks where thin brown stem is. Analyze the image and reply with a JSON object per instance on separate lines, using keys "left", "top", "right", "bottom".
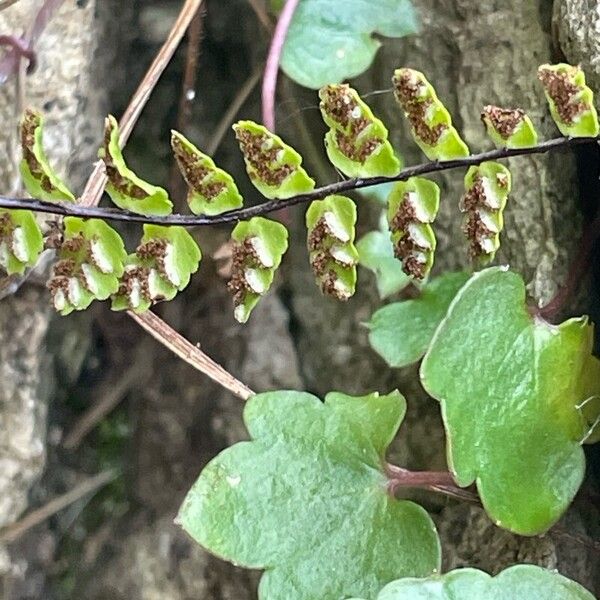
{"left": 0, "top": 471, "right": 117, "bottom": 544}
{"left": 4, "top": 135, "right": 598, "bottom": 227}
{"left": 205, "top": 65, "right": 263, "bottom": 157}
{"left": 261, "top": 0, "right": 299, "bottom": 130}
{"left": 0, "top": 0, "right": 20, "bottom": 10}
{"left": 247, "top": 0, "right": 274, "bottom": 33}
{"left": 62, "top": 356, "right": 149, "bottom": 450}
{"left": 129, "top": 310, "right": 254, "bottom": 400}
{"left": 80, "top": 0, "right": 205, "bottom": 208}
{"left": 170, "top": 7, "right": 206, "bottom": 201}
{"left": 175, "top": 11, "right": 205, "bottom": 134}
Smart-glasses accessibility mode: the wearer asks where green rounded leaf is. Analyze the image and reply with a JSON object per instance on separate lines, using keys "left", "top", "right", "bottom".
{"left": 387, "top": 177, "right": 440, "bottom": 280}
{"left": 280, "top": 0, "right": 418, "bottom": 89}
{"left": 392, "top": 68, "right": 469, "bottom": 161}
{"left": 306, "top": 195, "right": 358, "bottom": 300}
{"left": 481, "top": 105, "right": 538, "bottom": 149}
{"left": 228, "top": 217, "right": 288, "bottom": 322}
{"left": 420, "top": 267, "right": 600, "bottom": 535}
{"left": 0, "top": 210, "right": 44, "bottom": 275}
{"left": 233, "top": 120, "right": 315, "bottom": 199}
{"left": 538, "top": 63, "right": 600, "bottom": 138}
{"left": 49, "top": 217, "right": 127, "bottom": 315}
{"left": 368, "top": 271, "right": 470, "bottom": 368}
{"left": 20, "top": 108, "right": 75, "bottom": 202}
{"left": 111, "top": 225, "right": 201, "bottom": 313}
{"left": 356, "top": 228, "right": 411, "bottom": 299}
{"left": 364, "top": 565, "right": 596, "bottom": 599}
{"left": 171, "top": 130, "right": 243, "bottom": 216}
{"left": 179, "top": 389, "right": 441, "bottom": 599}
{"left": 319, "top": 84, "right": 401, "bottom": 177}
{"left": 100, "top": 116, "right": 173, "bottom": 216}
{"left": 460, "top": 161, "right": 511, "bottom": 264}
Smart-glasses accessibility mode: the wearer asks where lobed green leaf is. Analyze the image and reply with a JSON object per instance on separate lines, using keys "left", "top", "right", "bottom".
{"left": 111, "top": 225, "right": 201, "bottom": 313}
{"left": 233, "top": 120, "right": 315, "bottom": 199}
{"left": 227, "top": 217, "right": 288, "bottom": 322}
{"left": 306, "top": 195, "right": 359, "bottom": 300}
{"left": 538, "top": 63, "right": 600, "bottom": 138}
{"left": 319, "top": 84, "right": 401, "bottom": 177}
{"left": 356, "top": 217, "right": 411, "bottom": 299}
{"left": 353, "top": 565, "right": 596, "bottom": 599}
{"left": 279, "top": 0, "right": 418, "bottom": 89}
{"left": 20, "top": 108, "right": 75, "bottom": 202}
{"left": 0, "top": 209, "right": 44, "bottom": 275}
{"left": 368, "top": 271, "right": 470, "bottom": 368}
{"left": 178, "top": 389, "right": 441, "bottom": 600}
{"left": 387, "top": 177, "right": 440, "bottom": 280}
{"left": 481, "top": 105, "right": 538, "bottom": 149}
{"left": 171, "top": 130, "right": 243, "bottom": 216}
{"left": 392, "top": 68, "right": 469, "bottom": 161}
{"left": 420, "top": 267, "right": 600, "bottom": 535}
{"left": 48, "top": 217, "right": 127, "bottom": 315}
{"left": 459, "top": 161, "right": 511, "bottom": 264}
{"left": 100, "top": 115, "right": 173, "bottom": 216}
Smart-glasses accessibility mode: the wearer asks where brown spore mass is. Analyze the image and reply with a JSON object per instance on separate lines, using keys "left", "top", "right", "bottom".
{"left": 538, "top": 67, "right": 587, "bottom": 126}
{"left": 21, "top": 110, "right": 56, "bottom": 194}
{"left": 482, "top": 105, "right": 525, "bottom": 139}
{"left": 393, "top": 70, "right": 446, "bottom": 146}
{"left": 102, "top": 120, "right": 149, "bottom": 200}
{"left": 235, "top": 128, "right": 294, "bottom": 187}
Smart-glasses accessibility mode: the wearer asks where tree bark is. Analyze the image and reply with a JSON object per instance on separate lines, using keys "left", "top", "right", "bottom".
{"left": 0, "top": 1, "right": 130, "bottom": 596}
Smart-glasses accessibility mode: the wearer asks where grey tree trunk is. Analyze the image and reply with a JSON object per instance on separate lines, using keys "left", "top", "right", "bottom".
{"left": 0, "top": 0, "right": 128, "bottom": 597}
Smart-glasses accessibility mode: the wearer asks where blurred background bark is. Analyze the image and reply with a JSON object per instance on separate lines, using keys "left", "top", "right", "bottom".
{"left": 0, "top": 0, "right": 598, "bottom": 598}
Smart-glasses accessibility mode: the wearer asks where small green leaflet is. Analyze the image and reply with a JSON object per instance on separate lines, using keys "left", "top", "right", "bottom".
{"left": 392, "top": 68, "right": 470, "bottom": 161}
{"left": 368, "top": 272, "right": 469, "bottom": 368}
{"left": 356, "top": 220, "right": 411, "bottom": 299}
{"left": 0, "top": 210, "right": 44, "bottom": 275}
{"left": 100, "top": 115, "right": 173, "bottom": 216}
{"left": 278, "top": 0, "right": 418, "bottom": 89}
{"left": 227, "top": 217, "right": 288, "bottom": 323}
{"left": 538, "top": 63, "right": 600, "bottom": 138}
{"left": 459, "top": 161, "right": 511, "bottom": 264}
{"left": 481, "top": 105, "right": 538, "bottom": 149}
{"left": 111, "top": 225, "right": 201, "bottom": 313}
{"left": 354, "top": 565, "right": 596, "bottom": 600}
{"left": 171, "top": 130, "right": 243, "bottom": 216}
{"left": 319, "top": 84, "right": 401, "bottom": 177}
{"left": 178, "top": 390, "right": 441, "bottom": 600}
{"left": 306, "top": 195, "right": 358, "bottom": 300}
{"left": 420, "top": 267, "right": 600, "bottom": 535}
{"left": 233, "top": 120, "right": 315, "bottom": 199}
{"left": 387, "top": 177, "right": 440, "bottom": 280}
{"left": 20, "top": 108, "right": 75, "bottom": 202}
{"left": 48, "top": 217, "right": 127, "bottom": 315}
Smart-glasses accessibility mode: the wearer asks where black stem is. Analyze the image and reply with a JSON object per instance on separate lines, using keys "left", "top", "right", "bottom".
{"left": 1, "top": 135, "right": 598, "bottom": 227}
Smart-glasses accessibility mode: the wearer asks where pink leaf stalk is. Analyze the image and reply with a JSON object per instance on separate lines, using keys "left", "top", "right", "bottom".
{"left": 261, "top": 0, "right": 300, "bottom": 131}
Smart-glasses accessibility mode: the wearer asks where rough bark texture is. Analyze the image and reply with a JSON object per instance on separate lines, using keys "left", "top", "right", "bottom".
{"left": 554, "top": 0, "right": 600, "bottom": 96}
{"left": 1, "top": 0, "right": 598, "bottom": 598}
{"left": 0, "top": 0, "right": 127, "bottom": 597}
